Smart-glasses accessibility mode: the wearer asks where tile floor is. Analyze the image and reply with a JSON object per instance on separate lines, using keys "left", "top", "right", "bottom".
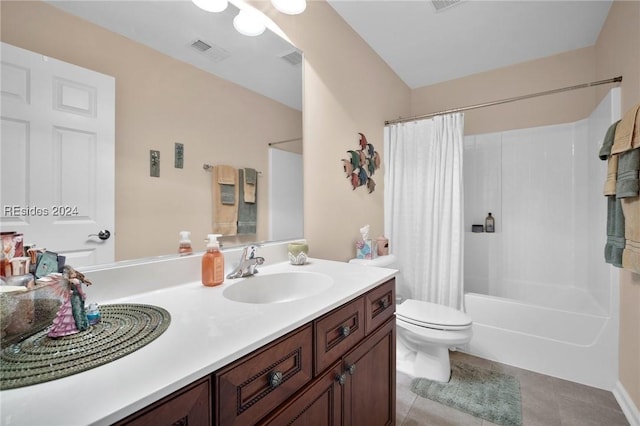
{"left": 396, "top": 351, "right": 630, "bottom": 426}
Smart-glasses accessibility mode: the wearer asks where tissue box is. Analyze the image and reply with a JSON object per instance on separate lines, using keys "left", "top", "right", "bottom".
{"left": 356, "top": 239, "right": 375, "bottom": 259}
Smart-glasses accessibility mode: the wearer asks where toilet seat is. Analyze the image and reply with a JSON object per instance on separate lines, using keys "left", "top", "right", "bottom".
{"left": 396, "top": 299, "right": 472, "bottom": 331}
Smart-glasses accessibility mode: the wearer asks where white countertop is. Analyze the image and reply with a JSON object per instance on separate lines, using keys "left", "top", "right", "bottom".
{"left": 0, "top": 257, "right": 396, "bottom": 426}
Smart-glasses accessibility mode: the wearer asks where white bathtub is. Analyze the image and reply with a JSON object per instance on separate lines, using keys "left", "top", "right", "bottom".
{"left": 463, "top": 281, "right": 619, "bottom": 390}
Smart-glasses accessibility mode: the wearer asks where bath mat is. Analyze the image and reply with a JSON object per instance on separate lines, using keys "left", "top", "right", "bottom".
{"left": 410, "top": 360, "right": 522, "bottom": 426}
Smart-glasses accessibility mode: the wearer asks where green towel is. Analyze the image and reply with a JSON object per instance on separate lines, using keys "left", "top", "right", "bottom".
{"left": 220, "top": 184, "right": 235, "bottom": 205}
{"left": 599, "top": 120, "right": 621, "bottom": 160}
{"left": 244, "top": 168, "right": 257, "bottom": 185}
{"left": 605, "top": 196, "right": 625, "bottom": 267}
{"left": 616, "top": 148, "right": 640, "bottom": 198}
{"left": 237, "top": 169, "right": 257, "bottom": 234}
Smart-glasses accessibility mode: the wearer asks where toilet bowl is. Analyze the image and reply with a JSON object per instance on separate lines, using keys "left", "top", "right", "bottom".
{"left": 349, "top": 255, "right": 473, "bottom": 383}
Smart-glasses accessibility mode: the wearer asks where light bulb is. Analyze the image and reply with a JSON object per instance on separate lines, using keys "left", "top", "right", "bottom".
{"left": 233, "top": 10, "right": 266, "bottom": 37}
{"left": 192, "top": 0, "right": 228, "bottom": 13}
{"left": 271, "top": 0, "right": 306, "bottom": 15}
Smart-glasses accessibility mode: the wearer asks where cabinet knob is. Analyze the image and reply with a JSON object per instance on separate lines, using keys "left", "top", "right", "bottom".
{"left": 346, "top": 363, "right": 357, "bottom": 375}
{"left": 335, "top": 373, "right": 346, "bottom": 386}
{"left": 269, "top": 371, "right": 284, "bottom": 388}
{"left": 378, "top": 298, "right": 389, "bottom": 309}
{"left": 340, "top": 325, "right": 351, "bottom": 337}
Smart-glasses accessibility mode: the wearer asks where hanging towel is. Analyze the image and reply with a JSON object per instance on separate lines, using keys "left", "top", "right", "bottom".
{"left": 212, "top": 165, "right": 238, "bottom": 236}
{"left": 619, "top": 103, "right": 640, "bottom": 274}
{"left": 217, "top": 165, "right": 237, "bottom": 205}
{"left": 616, "top": 149, "right": 640, "bottom": 198}
{"left": 605, "top": 196, "right": 625, "bottom": 267}
{"left": 601, "top": 121, "right": 621, "bottom": 196}
{"left": 243, "top": 168, "right": 257, "bottom": 204}
{"left": 611, "top": 103, "right": 640, "bottom": 155}
{"left": 237, "top": 169, "right": 257, "bottom": 234}
{"left": 604, "top": 155, "right": 619, "bottom": 196}
{"left": 599, "top": 120, "right": 620, "bottom": 160}
{"left": 622, "top": 196, "right": 640, "bottom": 274}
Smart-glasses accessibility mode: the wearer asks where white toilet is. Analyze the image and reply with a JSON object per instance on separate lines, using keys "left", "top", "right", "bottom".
{"left": 349, "top": 255, "right": 472, "bottom": 383}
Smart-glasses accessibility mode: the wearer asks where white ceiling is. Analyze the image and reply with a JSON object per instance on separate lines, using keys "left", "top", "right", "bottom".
{"left": 46, "top": 1, "right": 303, "bottom": 110}
{"left": 327, "top": 0, "right": 613, "bottom": 88}
{"left": 46, "top": 0, "right": 613, "bottom": 106}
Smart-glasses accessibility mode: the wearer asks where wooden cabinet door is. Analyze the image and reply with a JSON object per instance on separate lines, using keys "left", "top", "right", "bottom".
{"left": 114, "top": 377, "right": 211, "bottom": 426}
{"left": 314, "top": 296, "right": 365, "bottom": 375}
{"left": 258, "top": 362, "right": 343, "bottom": 426}
{"left": 342, "top": 318, "right": 395, "bottom": 426}
{"left": 215, "top": 324, "right": 313, "bottom": 425}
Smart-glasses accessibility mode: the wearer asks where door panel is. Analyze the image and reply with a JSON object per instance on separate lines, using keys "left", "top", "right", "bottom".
{"left": 1, "top": 42, "right": 115, "bottom": 266}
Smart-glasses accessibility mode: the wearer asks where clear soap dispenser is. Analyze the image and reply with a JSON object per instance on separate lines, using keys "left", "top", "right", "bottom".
{"left": 178, "top": 231, "right": 193, "bottom": 256}
{"left": 202, "top": 234, "right": 224, "bottom": 287}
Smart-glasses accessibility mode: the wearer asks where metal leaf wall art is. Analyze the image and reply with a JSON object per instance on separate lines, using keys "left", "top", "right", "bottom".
{"left": 341, "top": 133, "right": 381, "bottom": 193}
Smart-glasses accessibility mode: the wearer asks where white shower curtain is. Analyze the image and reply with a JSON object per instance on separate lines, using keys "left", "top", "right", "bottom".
{"left": 384, "top": 113, "right": 465, "bottom": 309}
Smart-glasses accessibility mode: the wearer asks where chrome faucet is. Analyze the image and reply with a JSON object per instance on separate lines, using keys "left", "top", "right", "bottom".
{"left": 226, "top": 244, "right": 265, "bottom": 279}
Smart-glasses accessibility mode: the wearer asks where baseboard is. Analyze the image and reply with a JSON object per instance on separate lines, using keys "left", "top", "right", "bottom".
{"left": 613, "top": 380, "right": 640, "bottom": 426}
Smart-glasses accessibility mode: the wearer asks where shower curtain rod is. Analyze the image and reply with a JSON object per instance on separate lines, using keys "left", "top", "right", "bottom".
{"left": 268, "top": 137, "right": 303, "bottom": 146}
{"left": 384, "top": 76, "right": 622, "bottom": 126}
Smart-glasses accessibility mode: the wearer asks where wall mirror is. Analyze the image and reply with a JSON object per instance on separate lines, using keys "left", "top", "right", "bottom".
{"left": 0, "top": 0, "right": 303, "bottom": 267}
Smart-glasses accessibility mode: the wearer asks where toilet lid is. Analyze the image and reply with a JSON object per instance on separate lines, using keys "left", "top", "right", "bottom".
{"left": 396, "top": 299, "right": 472, "bottom": 331}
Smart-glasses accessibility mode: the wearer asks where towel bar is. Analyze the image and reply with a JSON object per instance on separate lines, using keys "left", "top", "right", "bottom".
{"left": 203, "top": 164, "right": 262, "bottom": 174}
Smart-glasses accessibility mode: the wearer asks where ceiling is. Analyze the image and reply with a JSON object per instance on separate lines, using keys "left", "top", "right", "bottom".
{"left": 46, "top": 1, "right": 303, "bottom": 110}
{"left": 46, "top": 0, "right": 613, "bottom": 104}
{"left": 327, "top": 0, "right": 613, "bottom": 88}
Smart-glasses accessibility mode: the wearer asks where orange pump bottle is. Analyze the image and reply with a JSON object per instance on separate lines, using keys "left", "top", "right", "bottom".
{"left": 202, "top": 234, "right": 224, "bottom": 286}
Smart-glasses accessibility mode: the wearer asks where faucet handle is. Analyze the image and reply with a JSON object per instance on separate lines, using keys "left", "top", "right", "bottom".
{"left": 246, "top": 244, "right": 262, "bottom": 259}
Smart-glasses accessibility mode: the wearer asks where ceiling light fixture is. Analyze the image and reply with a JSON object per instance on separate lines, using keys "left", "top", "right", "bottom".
{"left": 233, "top": 9, "right": 266, "bottom": 36}
{"left": 271, "top": 0, "right": 306, "bottom": 15}
{"left": 192, "top": 0, "right": 228, "bottom": 13}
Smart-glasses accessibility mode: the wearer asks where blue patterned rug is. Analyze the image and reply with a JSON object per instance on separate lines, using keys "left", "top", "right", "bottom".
{"left": 410, "top": 360, "right": 522, "bottom": 426}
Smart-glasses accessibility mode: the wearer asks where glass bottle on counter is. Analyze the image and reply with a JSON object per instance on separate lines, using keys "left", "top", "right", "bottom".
{"left": 485, "top": 213, "right": 495, "bottom": 233}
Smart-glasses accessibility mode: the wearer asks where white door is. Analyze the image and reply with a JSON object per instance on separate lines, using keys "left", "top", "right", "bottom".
{"left": 1, "top": 42, "right": 115, "bottom": 267}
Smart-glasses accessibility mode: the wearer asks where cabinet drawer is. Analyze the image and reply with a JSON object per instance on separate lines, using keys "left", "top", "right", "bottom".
{"left": 365, "top": 278, "right": 395, "bottom": 335}
{"left": 215, "top": 324, "right": 313, "bottom": 426}
{"left": 314, "top": 296, "right": 365, "bottom": 374}
{"left": 257, "top": 361, "right": 343, "bottom": 426}
{"left": 115, "top": 376, "right": 211, "bottom": 426}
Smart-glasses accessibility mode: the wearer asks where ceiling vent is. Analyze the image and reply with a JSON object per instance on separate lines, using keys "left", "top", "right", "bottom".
{"left": 280, "top": 50, "right": 303, "bottom": 66}
{"left": 190, "top": 39, "right": 231, "bottom": 63}
{"left": 431, "top": 0, "right": 464, "bottom": 12}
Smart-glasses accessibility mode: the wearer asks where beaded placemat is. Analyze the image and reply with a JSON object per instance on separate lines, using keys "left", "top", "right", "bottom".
{"left": 0, "top": 303, "right": 171, "bottom": 390}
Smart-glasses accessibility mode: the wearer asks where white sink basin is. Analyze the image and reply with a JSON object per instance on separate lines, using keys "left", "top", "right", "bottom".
{"left": 222, "top": 271, "right": 334, "bottom": 304}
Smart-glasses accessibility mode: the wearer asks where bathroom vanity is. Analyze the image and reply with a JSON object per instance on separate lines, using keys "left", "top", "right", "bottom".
{"left": 0, "top": 242, "right": 397, "bottom": 425}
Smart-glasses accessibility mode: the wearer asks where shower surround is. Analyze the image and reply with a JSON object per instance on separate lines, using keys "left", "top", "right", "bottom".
{"left": 462, "top": 88, "right": 621, "bottom": 390}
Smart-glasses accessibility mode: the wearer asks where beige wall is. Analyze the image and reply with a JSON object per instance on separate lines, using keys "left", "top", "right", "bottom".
{"left": 596, "top": 0, "right": 640, "bottom": 411}
{"left": 258, "top": 1, "right": 412, "bottom": 261}
{"left": 1, "top": 1, "right": 302, "bottom": 261}
{"left": 411, "top": 46, "right": 598, "bottom": 136}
